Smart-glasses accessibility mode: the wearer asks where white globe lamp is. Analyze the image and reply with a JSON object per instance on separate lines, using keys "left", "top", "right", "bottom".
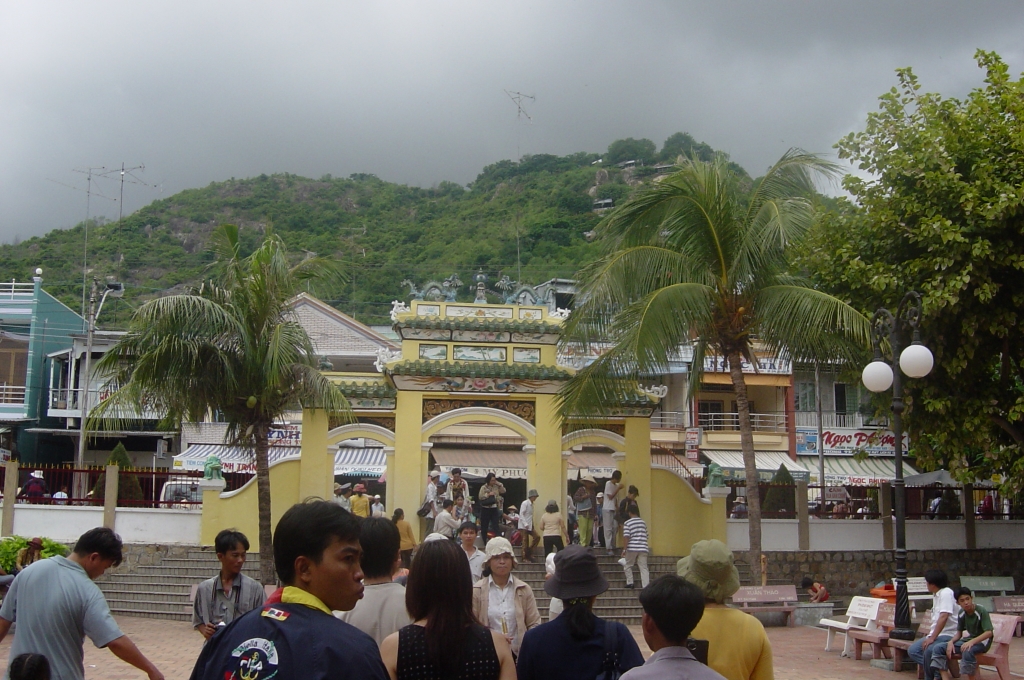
{"left": 862, "top": 360, "right": 894, "bottom": 393}
{"left": 900, "top": 343, "right": 934, "bottom": 378}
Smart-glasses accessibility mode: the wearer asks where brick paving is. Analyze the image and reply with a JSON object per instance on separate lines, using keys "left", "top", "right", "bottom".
{"left": 1, "top": 615, "right": 1022, "bottom": 678}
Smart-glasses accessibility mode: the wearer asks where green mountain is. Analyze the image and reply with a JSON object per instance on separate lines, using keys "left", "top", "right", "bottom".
{"left": 0, "top": 134, "right": 749, "bottom": 325}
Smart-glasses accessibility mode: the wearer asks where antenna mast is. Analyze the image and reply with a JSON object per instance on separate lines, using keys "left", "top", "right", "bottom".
{"left": 504, "top": 90, "right": 535, "bottom": 161}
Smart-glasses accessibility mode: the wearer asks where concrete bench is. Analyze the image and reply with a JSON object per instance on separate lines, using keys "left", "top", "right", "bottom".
{"left": 974, "top": 613, "right": 1020, "bottom": 680}
{"left": 960, "top": 576, "right": 1015, "bottom": 613}
{"left": 818, "top": 595, "right": 886, "bottom": 655}
{"left": 731, "top": 585, "right": 798, "bottom": 627}
{"left": 992, "top": 596, "right": 1024, "bottom": 637}
{"left": 849, "top": 602, "right": 896, "bottom": 661}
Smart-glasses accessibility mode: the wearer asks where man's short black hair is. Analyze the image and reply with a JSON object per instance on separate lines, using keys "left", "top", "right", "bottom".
{"left": 628, "top": 485, "right": 639, "bottom": 496}
{"left": 215, "top": 529, "right": 250, "bottom": 555}
{"left": 611, "top": 470, "right": 622, "bottom": 481}
{"left": 274, "top": 500, "right": 361, "bottom": 584}
{"left": 442, "top": 499, "right": 454, "bottom": 509}
{"left": 358, "top": 517, "right": 401, "bottom": 580}
{"left": 956, "top": 586, "right": 973, "bottom": 600}
{"left": 458, "top": 522, "right": 478, "bottom": 535}
{"left": 638, "top": 575, "right": 705, "bottom": 644}
{"left": 73, "top": 527, "right": 123, "bottom": 567}
{"left": 627, "top": 503, "right": 640, "bottom": 516}
{"left": 924, "top": 569, "right": 948, "bottom": 589}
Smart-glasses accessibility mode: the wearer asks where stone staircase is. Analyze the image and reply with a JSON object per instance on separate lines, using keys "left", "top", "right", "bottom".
{"left": 97, "top": 547, "right": 765, "bottom": 624}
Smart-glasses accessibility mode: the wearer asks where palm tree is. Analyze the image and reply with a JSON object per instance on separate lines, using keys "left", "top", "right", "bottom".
{"left": 93, "top": 225, "right": 350, "bottom": 584}
{"left": 559, "top": 151, "right": 869, "bottom": 564}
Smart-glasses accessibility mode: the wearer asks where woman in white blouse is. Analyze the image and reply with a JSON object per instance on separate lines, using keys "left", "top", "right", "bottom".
{"left": 471, "top": 537, "right": 542, "bottom": 656}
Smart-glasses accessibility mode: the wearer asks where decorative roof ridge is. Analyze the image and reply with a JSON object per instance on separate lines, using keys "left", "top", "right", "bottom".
{"left": 395, "top": 316, "right": 562, "bottom": 333}
{"left": 388, "top": 360, "right": 572, "bottom": 380}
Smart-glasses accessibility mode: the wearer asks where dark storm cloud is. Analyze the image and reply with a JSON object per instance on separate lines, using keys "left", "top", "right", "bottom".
{"left": 1, "top": 1, "right": 1022, "bottom": 242}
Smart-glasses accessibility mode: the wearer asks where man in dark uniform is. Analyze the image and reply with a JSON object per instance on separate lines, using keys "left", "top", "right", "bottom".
{"left": 190, "top": 500, "right": 388, "bottom": 680}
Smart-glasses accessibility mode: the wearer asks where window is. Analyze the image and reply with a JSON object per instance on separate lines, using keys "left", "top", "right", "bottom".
{"left": 698, "top": 401, "right": 724, "bottom": 430}
{"left": 834, "top": 383, "right": 848, "bottom": 414}
{"left": 796, "top": 382, "right": 816, "bottom": 412}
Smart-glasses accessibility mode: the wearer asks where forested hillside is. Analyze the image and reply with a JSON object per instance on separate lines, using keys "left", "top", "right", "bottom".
{"left": 0, "top": 133, "right": 748, "bottom": 325}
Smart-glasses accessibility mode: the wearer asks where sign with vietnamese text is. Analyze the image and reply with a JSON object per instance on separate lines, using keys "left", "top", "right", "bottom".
{"left": 796, "top": 427, "right": 908, "bottom": 455}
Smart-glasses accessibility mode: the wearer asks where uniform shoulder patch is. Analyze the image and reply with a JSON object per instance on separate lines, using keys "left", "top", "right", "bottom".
{"left": 261, "top": 607, "right": 290, "bottom": 621}
{"left": 230, "top": 637, "right": 279, "bottom": 680}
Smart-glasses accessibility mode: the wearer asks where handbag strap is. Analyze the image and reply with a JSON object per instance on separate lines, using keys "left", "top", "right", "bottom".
{"left": 602, "top": 619, "right": 618, "bottom": 676}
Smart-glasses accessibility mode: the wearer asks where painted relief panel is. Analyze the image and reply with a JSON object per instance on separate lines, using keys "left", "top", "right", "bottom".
{"left": 417, "top": 305, "right": 441, "bottom": 316}
{"left": 402, "top": 328, "right": 451, "bottom": 340}
{"left": 518, "top": 308, "right": 544, "bottom": 320}
{"left": 513, "top": 347, "right": 541, "bottom": 363}
{"left": 453, "top": 345, "right": 507, "bottom": 362}
{"left": 510, "top": 332, "right": 560, "bottom": 344}
{"left": 446, "top": 306, "right": 514, "bottom": 319}
{"left": 418, "top": 344, "right": 449, "bottom": 360}
{"left": 451, "top": 330, "right": 509, "bottom": 343}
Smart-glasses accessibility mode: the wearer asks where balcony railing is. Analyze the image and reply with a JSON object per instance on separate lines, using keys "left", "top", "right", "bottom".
{"left": 48, "top": 387, "right": 162, "bottom": 419}
{"left": 793, "top": 411, "right": 888, "bottom": 429}
{"left": 699, "top": 412, "right": 788, "bottom": 432}
{"left": 0, "top": 385, "right": 27, "bottom": 405}
{"left": 651, "top": 411, "right": 689, "bottom": 429}
{"left": 0, "top": 282, "right": 36, "bottom": 298}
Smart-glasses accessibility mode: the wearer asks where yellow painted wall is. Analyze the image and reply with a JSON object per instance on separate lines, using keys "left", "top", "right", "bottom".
{"left": 622, "top": 418, "right": 652, "bottom": 521}
{"left": 394, "top": 391, "right": 426, "bottom": 539}
{"left": 200, "top": 459, "right": 301, "bottom": 550}
{"left": 649, "top": 468, "right": 727, "bottom": 556}
{"left": 532, "top": 394, "right": 566, "bottom": 519}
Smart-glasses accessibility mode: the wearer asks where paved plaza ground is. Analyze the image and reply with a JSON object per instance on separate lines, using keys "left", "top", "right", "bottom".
{"left": 1, "top": 615, "right": 1022, "bottom": 679}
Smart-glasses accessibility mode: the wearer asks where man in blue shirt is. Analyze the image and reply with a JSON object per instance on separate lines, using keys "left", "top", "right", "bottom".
{"left": 190, "top": 500, "right": 389, "bottom": 680}
{"left": 0, "top": 528, "right": 164, "bottom": 680}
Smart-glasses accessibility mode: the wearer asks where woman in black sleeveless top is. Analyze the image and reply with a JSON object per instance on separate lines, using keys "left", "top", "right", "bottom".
{"left": 380, "top": 539, "right": 515, "bottom": 680}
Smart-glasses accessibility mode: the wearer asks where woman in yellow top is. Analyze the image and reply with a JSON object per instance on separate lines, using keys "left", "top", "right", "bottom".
{"left": 538, "top": 500, "right": 567, "bottom": 556}
{"left": 677, "top": 539, "right": 773, "bottom": 680}
{"left": 393, "top": 508, "right": 418, "bottom": 568}
{"left": 350, "top": 483, "right": 371, "bottom": 518}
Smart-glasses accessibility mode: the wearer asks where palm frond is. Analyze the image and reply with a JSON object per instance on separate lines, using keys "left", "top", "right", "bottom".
{"left": 754, "top": 284, "right": 871, "bottom": 363}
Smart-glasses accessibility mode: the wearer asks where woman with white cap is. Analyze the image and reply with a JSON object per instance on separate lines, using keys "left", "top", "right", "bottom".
{"left": 516, "top": 545, "right": 643, "bottom": 679}
{"left": 471, "top": 537, "right": 541, "bottom": 657}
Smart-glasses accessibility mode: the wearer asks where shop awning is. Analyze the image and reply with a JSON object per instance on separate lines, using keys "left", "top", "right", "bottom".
{"left": 797, "top": 454, "right": 918, "bottom": 486}
{"left": 432, "top": 448, "right": 528, "bottom": 480}
{"left": 701, "top": 450, "right": 809, "bottom": 482}
{"left": 173, "top": 443, "right": 385, "bottom": 476}
{"left": 567, "top": 451, "right": 617, "bottom": 477}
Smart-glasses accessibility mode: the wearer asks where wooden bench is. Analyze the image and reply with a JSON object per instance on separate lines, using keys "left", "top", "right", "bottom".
{"left": 849, "top": 602, "right": 896, "bottom": 661}
{"left": 960, "top": 576, "right": 1015, "bottom": 614}
{"left": 992, "top": 596, "right": 1024, "bottom": 637}
{"left": 974, "top": 613, "right": 1020, "bottom": 680}
{"left": 892, "top": 577, "right": 932, "bottom": 621}
{"left": 818, "top": 595, "right": 886, "bottom": 655}
{"left": 731, "top": 585, "right": 799, "bottom": 627}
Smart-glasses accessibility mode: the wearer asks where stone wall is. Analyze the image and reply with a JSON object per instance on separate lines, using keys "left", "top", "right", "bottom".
{"left": 110, "top": 543, "right": 195, "bottom": 574}
{"left": 740, "top": 549, "right": 1024, "bottom": 596}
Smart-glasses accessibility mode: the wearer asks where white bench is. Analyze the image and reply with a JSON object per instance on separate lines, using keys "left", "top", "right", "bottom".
{"left": 818, "top": 595, "right": 887, "bottom": 656}
{"left": 892, "top": 577, "right": 932, "bottom": 619}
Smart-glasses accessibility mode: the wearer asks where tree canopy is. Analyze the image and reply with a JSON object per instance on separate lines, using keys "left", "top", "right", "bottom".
{"left": 805, "top": 51, "right": 1024, "bottom": 491}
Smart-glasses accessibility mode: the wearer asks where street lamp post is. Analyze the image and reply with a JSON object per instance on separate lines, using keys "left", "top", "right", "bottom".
{"left": 861, "top": 291, "right": 933, "bottom": 640}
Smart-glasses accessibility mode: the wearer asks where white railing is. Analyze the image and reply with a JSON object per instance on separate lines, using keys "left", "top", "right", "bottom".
{"left": 699, "top": 412, "right": 788, "bottom": 432}
{"left": 0, "top": 385, "right": 27, "bottom": 405}
{"left": 47, "top": 387, "right": 162, "bottom": 419}
{"left": 0, "top": 282, "right": 36, "bottom": 298}
{"left": 793, "top": 411, "right": 888, "bottom": 429}
{"left": 651, "top": 411, "right": 689, "bottom": 429}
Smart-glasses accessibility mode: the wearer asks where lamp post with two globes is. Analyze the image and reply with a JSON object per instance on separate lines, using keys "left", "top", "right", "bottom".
{"left": 861, "top": 291, "right": 934, "bottom": 640}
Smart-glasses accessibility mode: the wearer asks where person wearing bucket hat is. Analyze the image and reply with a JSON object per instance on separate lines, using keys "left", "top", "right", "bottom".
{"left": 350, "top": 483, "right": 370, "bottom": 518}
{"left": 334, "top": 483, "right": 352, "bottom": 512}
{"left": 517, "top": 546, "right": 643, "bottom": 680}
{"left": 677, "top": 540, "right": 773, "bottom": 680}
{"left": 15, "top": 538, "right": 44, "bottom": 573}
{"left": 472, "top": 537, "right": 541, "bottom": 656}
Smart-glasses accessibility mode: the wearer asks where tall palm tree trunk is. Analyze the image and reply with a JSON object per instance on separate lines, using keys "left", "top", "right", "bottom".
{"left": 254, "top": 428, "right": 276, "bottom": 585}
{"left": 728, "top": 353, "right": 762, "bottom": 568}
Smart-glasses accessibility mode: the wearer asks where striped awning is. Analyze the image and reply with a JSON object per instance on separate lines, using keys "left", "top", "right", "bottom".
{"left": 432, "top": 448, "right": 528, "bottom": 480}
{"left": 700, "top": 450, "right": 810, "bottom": 482}
{"left": 567, "top": 451, "right": 617, "bottom": 477}
{"left": 797, "top": 454, "right": 918, "bottom": 486}
{"left": 172, "top": 443, "right": 385, "bottom": 476}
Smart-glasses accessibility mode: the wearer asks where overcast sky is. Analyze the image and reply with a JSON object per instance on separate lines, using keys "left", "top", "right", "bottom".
{"left": 1, "top": 1, "right": 1022, "bottom": 242}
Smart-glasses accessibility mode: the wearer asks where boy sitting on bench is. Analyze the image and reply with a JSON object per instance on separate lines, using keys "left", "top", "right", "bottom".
{"left": 935, "top": 587, "right": 994, "bottom": 680}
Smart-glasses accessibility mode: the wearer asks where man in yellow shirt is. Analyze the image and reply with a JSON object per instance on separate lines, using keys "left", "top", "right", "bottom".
{"left": 350, "top": 484, "right": 371, "bottom": 518}
{"left": 677, "top": 540, "right": 773, "bottom": 680}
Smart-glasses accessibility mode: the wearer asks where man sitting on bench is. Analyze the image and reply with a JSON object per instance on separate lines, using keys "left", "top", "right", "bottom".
{"left": 935, "top": 588, "right": 994, "bottom": 680}
{"left": 908, "top": 570, "right": 960, "bottom": 680}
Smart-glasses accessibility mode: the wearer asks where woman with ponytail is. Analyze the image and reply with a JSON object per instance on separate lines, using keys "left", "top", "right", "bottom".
{"left": 516, "top": 545, "right": 643, "bottom": 679}
{"left": 380, "top": 539, "right": 515, "bottom": 680}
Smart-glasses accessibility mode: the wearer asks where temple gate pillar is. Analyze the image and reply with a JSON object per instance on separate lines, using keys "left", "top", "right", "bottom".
{"left": 394, "top": 391, "right": 426, "bottom": 538}
{"left": 532, "top": 394, "right": 566, "bottom": 520}
{"left": 298, "top": 408, "right": 332, "bottom": 500}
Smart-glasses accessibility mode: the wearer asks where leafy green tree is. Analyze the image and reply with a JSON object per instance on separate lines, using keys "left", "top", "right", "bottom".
{"left": 606, "top": 138, "right": 657, "bottom": 165}
{"left": 762, "top": 465, "right": 795, "bottom": 515}
{"left": 660, "top": 132, "right": 716, "bottom": 164}
{"left": 807, "top": 51, "right": 1024, "bottom": 491}
{"left": 93, "top": 225, "right": 351, "bottom": 583}
{"left": 559, "top": 151, "right": 870, "bottom": 564}
{"left": 92, "top": 442, "right": 144, "bottom": 504}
